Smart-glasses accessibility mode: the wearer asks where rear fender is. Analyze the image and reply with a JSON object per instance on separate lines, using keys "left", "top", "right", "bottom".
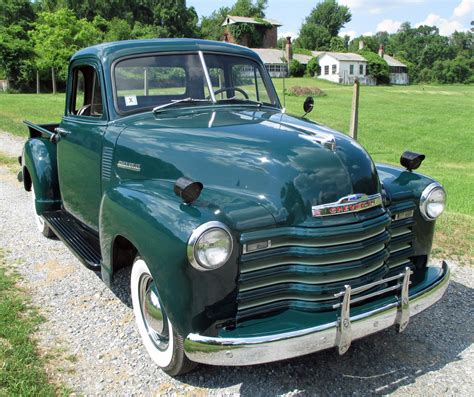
{"left": 22, "top": 138, "right": 61, "bottom": 214}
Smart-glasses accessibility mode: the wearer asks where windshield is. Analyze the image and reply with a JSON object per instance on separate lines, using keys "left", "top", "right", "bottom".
{"left": 114, "top": 52, "right": 279, "bottom": 114}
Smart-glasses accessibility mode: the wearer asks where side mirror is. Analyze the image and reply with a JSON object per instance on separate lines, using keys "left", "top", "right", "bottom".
{"left": 303, "top": 96, "right": 314, "bottom": 117}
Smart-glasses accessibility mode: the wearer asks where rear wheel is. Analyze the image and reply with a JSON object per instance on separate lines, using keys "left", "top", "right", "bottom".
{"left": 31, "top": 185, "right": 55, "bottom": 238}
{"left": 131, "top": 257, "right": 197, "bottom": 376}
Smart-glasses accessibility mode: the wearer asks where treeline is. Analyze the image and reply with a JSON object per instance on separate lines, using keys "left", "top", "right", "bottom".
{"left": 0, "top": 0, "right": 472, "bottom": 91}
{"left": 0, "top": 0, "right": 199, "bottom": 91}
{"left": 289, "top": 0, "right": 473, "bottom": 84}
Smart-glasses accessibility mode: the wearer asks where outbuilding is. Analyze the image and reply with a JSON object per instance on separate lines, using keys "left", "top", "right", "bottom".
{"left": 317, "top": 52, "right": 374, "bottom": 85}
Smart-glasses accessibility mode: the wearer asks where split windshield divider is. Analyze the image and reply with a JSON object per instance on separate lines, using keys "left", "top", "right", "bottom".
{"left": 199, "top": 51, "right": 217, "bottom": 104}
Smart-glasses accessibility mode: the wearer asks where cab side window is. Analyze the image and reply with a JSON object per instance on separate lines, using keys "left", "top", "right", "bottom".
{"left": 71, "top": 65, "right": 103, "bottom": 117}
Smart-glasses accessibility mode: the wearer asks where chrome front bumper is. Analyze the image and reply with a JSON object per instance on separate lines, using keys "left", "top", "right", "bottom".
{"left": 184, "top": 262, "right": 450, "bottom": 366}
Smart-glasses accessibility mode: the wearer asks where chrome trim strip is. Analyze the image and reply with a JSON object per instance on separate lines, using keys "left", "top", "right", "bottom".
{"left": 199, "top": 51, "right": 216, "bottom": 104}
{"left": 241, "top": 243, "right": 387, "bottom": 273}
{"left": 184, "top": 262, "right": 450, "bottom": 366}
{"left": 187, "top": 221, "right": 233, "bottom": 271}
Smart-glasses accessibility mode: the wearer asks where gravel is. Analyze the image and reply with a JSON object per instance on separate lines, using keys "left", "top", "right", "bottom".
{"left": 0, "top": 132, "right": 473, "bottom": 395}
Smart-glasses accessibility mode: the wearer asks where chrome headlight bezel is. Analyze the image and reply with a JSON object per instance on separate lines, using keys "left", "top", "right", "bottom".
{"left": 419, "top": 182, "right": 446, "bottom": 221}
{"left": 187, "top": 221, "right": 233, "bottom": 271}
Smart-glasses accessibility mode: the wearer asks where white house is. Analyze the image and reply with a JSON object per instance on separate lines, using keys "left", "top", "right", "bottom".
{"left": 317, "top": 52, "right": 375, "bottom": 85}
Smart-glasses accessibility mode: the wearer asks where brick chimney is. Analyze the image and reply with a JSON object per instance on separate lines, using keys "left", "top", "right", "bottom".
{"left": 285, "top": 36, "right": 293, "bottom": 63}
{"left": 378, "top": 44, "right": 384, "bottom": 58}
{"left": 359, "top": 40, "right": 365, "bottom": 50}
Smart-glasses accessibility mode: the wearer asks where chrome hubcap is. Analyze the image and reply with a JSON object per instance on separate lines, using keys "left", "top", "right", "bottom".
{"left": 139, "top": 274, "right": 169, "bottom": 351}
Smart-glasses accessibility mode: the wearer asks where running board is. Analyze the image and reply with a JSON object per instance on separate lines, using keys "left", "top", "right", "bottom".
{"left": 42, "top": 211, "right": 102, "bottom": 270}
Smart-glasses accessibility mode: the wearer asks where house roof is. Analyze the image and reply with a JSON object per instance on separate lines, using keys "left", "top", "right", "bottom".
{"left": 252, "top": 48, "right": 285, "bottom": 64}
{"left": 251, "top": 49, "right": 313, "bottom": 65}
{"left": 383, "top": 54, "right": 407, "bottom": 67}
{"left": 294, "top": 54, "right": 312, "bottom": 64}
{"left": 222, "top": 15, "right": 282, "bottom": 27}
{"left": 320, "top": 52, "right": 367, "bottom": 62}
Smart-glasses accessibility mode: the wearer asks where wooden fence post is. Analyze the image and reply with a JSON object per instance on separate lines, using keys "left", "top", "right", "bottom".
{"left": 349, "top": 77, "right": 360, "bottom": 140}
{"left": 36, "top": 70, "right": 40, "bottom": 94}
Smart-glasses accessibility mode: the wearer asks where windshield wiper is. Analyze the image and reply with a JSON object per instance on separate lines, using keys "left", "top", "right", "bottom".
{"left": 153, "top": 97, "right": 211, "bottom": 113}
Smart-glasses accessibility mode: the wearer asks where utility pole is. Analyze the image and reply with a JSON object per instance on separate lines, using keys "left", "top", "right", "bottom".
{"left": 349, "top": 78, "right": 360, "bottom": 140}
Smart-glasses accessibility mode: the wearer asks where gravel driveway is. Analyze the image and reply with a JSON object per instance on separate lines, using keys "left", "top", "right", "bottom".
{"left": 0, "top": 133, "right": 473, "bottom": 395}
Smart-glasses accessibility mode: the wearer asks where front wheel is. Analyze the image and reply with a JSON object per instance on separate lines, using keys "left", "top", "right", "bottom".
{"left": 31, "top": 185, "right": 55, "bottom": 238}
{"left": 131, "top": 257, "right": 196, "bottom": 376}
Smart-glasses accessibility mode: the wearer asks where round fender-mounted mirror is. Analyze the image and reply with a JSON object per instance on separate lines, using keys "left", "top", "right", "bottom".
{"left": 174, "top": 177, "right": 203, "bottom": 204}
{"left": 303, "top": 96, "right": 314, "bottom": 117}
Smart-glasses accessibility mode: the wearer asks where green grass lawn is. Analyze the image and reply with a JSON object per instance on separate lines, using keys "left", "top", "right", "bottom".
{"left": 0, "top": 250, "right": 66, "bottom": 395}
{"left": 0, "top": 80, "right": 472, "bottom": 260}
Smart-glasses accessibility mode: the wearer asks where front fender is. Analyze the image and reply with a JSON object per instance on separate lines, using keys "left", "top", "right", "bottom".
{"left": 376, "top": 163, "right": 441, "bottom": 258}
{"left": 99, "top": 180, "right": 274, "bottom": 337}
{"left": 22, "top": 138, "right": 61, "bottom": 214}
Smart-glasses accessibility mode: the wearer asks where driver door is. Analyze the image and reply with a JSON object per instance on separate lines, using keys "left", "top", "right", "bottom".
{"left": 56, "top": 60, "right": 107, "bottom": 231}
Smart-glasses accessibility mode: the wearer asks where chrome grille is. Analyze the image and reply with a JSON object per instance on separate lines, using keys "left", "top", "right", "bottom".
{"left": 237, "top": 209, "right": 392, "bottom": 320}
{"left": 387, "top": 201, "right": 416, "bottom": 271}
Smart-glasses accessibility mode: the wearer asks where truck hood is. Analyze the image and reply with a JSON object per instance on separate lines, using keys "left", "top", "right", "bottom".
{"left": 114, "top": 106, "right": 380, "bottom": 227}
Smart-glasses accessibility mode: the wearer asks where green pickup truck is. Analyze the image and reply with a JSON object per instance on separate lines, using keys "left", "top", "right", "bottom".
{"left": 20, "top": 39, "right": 449, "bottom": 376}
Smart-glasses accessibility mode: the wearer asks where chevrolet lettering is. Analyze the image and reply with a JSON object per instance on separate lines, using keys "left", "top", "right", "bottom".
{"left": 19, "top": 39, "right": 449, "bottom": 376}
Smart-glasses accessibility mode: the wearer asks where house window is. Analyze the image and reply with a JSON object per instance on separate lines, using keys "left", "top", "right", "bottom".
{"left": 349, "top": 64, "right": 354, "bottom": 75}
{"left": 359, "top": 64, "right": 364, "bottom": 75}
{"left": 332, "top": 64, "right": 337, "bottom": 74}
{"left": 324, "top": 65, "right": 329, "bottom": 75}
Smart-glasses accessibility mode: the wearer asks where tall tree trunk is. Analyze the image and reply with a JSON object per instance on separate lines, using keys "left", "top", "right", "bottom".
{"left": 51, "top": 67, "right": 56, "bottom": 95}
{"left": 36, "top": 70, "right": 40, "bottom": 94}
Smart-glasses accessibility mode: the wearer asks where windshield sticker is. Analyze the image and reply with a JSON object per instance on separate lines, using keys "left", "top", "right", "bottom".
{"left": 125, "top": 95, "right": 138, "bottom": 106}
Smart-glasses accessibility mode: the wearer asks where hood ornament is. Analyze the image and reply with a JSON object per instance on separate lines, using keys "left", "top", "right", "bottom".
{"left": 280, "top": 121, "right": 336, "bottom": 151}
{"left": 312, "top": 193, "right": 382, "bottom": 217}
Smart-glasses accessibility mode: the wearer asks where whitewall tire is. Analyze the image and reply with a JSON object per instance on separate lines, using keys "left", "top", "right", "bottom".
{"left": 131, "top": 257, "right": 196, "bottom": 376}
{"left": 31, "top": 185, "right": 55, "bottom": 238}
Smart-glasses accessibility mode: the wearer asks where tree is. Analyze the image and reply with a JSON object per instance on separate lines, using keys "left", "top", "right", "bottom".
{"left": 0, "top": 0, "right": 36, "bottom": 90}
{"left": 329, "top": 36, "right": 346, "bottom": 52}
{"left": 295, "top": 24, "right": 332, "bottom": 51}
{"left": 30, "top": 8, "right": 102, "bottom": 93}
{"left": 359, "top": 49, "right": 389, "bottom": 84}
{"left": 297, "top": 0, "right": 351, "bottom": 50}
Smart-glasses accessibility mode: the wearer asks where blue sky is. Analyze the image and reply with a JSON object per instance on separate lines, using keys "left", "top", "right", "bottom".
{"left": 188, "top": 0, "right": 473, "bottom": 39}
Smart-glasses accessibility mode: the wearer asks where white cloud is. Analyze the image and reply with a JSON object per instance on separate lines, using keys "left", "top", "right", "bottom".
{"left": 339, "top": 30, "right": 358, "bottom": 40}
{"left": 453, "top": 0, "right": 474, "bottom": 18}
{"left": 376, "top": 19, "right": 402, "bottom": 33}
{"left": 369, "top": 8, "right": 382, "bottom": 15}
{"left": 417, "top": 13, "right": 466, "bottom": 35}
{"left": 362, "top": 31, "right": 374, "bottom": 36}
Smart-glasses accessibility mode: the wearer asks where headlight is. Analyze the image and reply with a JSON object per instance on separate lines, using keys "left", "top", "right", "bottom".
{"left": 420, "top": 183, "right": 446, "bottom": 221}
{"left": 187, "top": 222, "right": 233, "bottom": 271}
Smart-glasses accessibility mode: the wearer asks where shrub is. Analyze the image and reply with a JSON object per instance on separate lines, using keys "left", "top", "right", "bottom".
{"left": 358, "top": 49, "right": 390, "bottom": 84}
{"left": 289, "top": 59, "right": 305, "bottom": 77}
{"left": 287, "top": 86, "right": 326, "bottom": 97}
{"left": 307, "top": 57, "right": 320, "bottom": 77}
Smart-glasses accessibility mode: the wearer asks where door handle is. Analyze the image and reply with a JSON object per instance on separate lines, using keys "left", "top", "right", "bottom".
{"left": 55, "top": 127, "right": 71, "bottom": 137}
